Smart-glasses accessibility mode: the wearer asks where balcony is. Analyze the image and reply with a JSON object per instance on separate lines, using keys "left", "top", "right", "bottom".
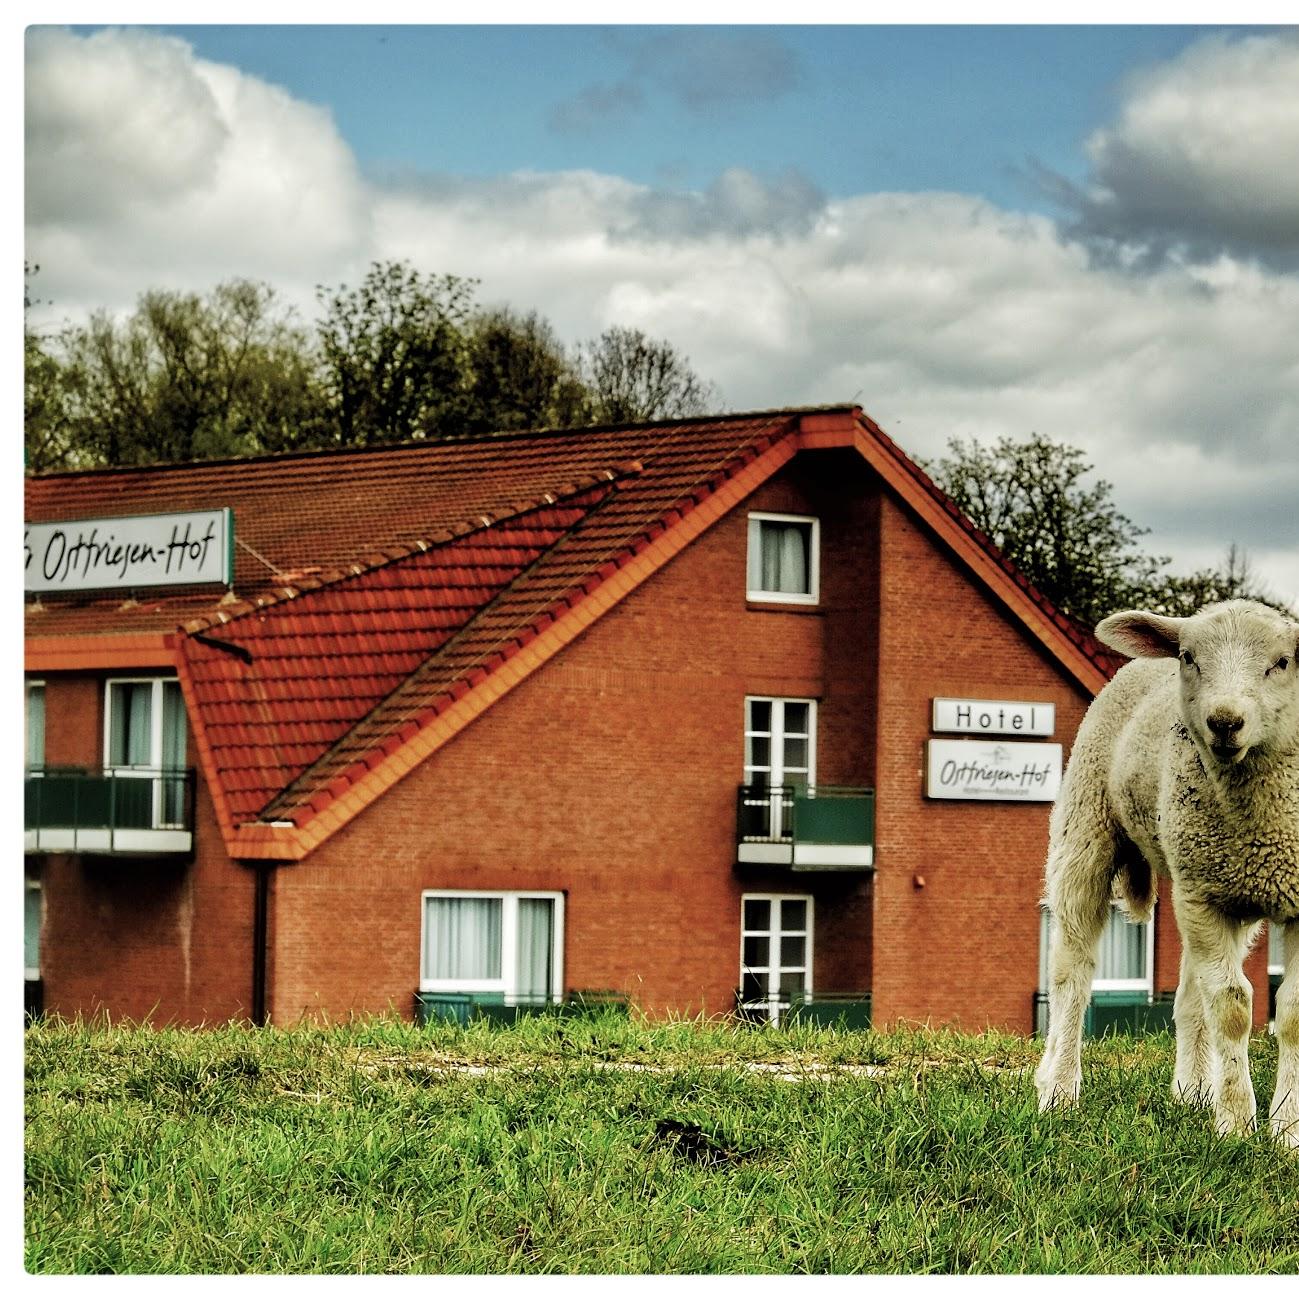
{"left": 25, "top": 767, "right": 196, "bottom": 856}
{"left": 736, "top": 783, "right": 874, "bottom": 871}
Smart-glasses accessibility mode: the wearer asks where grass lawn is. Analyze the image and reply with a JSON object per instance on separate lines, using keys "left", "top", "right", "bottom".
{"left": 23, "top": 1013, "right": 1299, "bottom": 1274}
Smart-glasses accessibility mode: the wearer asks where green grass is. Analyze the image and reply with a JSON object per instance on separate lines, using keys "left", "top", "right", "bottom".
{"left": 23, "top": 1013, "right": 1299, "bottom": 1274}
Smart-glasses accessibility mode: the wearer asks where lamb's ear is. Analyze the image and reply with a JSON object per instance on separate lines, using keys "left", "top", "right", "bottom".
{"left": 1096, "top": 610, "right": 1185, "bottom": 659}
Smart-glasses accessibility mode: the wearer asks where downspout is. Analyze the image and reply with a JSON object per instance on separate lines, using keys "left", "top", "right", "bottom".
{"left": 251, "top": 862, "right": 273, "bottom": 1027}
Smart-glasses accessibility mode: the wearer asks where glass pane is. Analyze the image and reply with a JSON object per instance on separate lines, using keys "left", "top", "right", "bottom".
{"left": 161, "top": 682, "right": 188, "bottom": 824}
{"left": 782, "top": 702, "right": 809, "bottom": 735}
{"left": 742, "top": 935, "right": 768, "bottom": 968}
{"left": 515, "top": 898, "right": 554, "bottom": 1001}
{"left": 783, "top": 738, "right": 809, "bottom": 772}
{"left": 1270, "top": 922, "right": 1285, "bottom": 969}
{"left": 425, "top": 897, "right": 502, "bottom": 981}
{"left": 779, "top": 969, "right": 807, "bottom": 999}
{"left": 25, "top": 886, "right": 40, "bottom": 974}
{"left": 746, "top": 736, "right": 770, "bottom": 772}
{"left": 759, "top": 522, "right": 810, "bottom": 594}
{"left": 747, "top": 700, "right": 771, "bottom": 734}
{"left": 743, "top": 898, "right": 771, "bottom": 932}
{"left": 109, "top": 683, "right": 152, "bottom": 767}
{"left": 780, "top": 899, "right": 807, "bottom": 932}
{"left": 780, "top": 936, "right": 806, "bottom": 968}
{"left": 1097, "top": 908, "right": 1145, "bottom": 981}
{"left": 741, "top": 971, "right": 768, "bottom": 1003}
{"left": 26, "top": 685, "right": 45, "bottom": 769}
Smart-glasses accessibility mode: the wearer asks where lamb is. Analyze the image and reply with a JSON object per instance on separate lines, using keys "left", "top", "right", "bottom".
{"left": 1035, "top": 599, "right": 1299, "bottom": 1142}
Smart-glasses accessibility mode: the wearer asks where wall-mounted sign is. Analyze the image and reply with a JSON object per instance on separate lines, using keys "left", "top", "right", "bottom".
{"left": 931, "top": 697, "right": 1055, "bottom": 737}
{"left": 24, "top": 509, "right": 233, "bottom": 594}
{"left": 926, "top": 739, "right": 1062, "bottom": 802}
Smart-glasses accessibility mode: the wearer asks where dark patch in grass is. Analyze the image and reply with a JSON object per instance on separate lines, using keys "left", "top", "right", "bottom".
{"left": 652, "top": 1119, "right": 748, "bottom": 1167}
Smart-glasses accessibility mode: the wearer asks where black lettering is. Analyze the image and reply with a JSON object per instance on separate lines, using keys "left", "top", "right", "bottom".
{"left": 42, "top": 530, "right": 66, "bottom": 582}
{"left": 955, "top": 705, "right": 971, "bottom": 728}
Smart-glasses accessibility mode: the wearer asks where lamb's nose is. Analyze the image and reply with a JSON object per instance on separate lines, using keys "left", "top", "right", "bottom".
{"left": 1207, "top": 710, "right": 1244, "bottom": 741}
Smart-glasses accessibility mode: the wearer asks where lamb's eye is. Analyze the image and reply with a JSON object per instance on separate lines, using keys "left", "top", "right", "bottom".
{"left": 1179, "top": 649, "right": 1196, "bottom": 668}
{"left": 1272, "top": 656, "right": 1290, "bottom": 674}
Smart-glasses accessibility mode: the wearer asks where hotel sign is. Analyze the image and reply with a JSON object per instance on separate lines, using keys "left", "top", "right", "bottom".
{"left": 931, "top": 697, "right": 1055, "bottom": 737}
{"left": 926, "top": 739, "right": 1063, "bottom": 802}
{"left": 25, "top": 509, "right": 233, "bottom": 593}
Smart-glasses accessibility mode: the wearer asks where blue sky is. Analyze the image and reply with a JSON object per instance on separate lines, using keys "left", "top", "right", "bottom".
{"left": 146, "top": 24, "right": 1233, "bottom": 210}
{"left": 22, "top": 19, "right": 1299, "bottom": 608}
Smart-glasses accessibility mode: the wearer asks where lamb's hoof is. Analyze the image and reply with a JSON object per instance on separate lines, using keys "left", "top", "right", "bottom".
{"left": 1035, "top": 1078, "right": 1079, "bottom": 1112}
{"left": 1269, "top": 1114, "right": 1299, "bottom": 1150}
{"left": 1172, "top": 1079, "right": 1213, "bottom": 1108}
{"left": 1213, "top": 1107, "right": 1257, "bottom": 1139}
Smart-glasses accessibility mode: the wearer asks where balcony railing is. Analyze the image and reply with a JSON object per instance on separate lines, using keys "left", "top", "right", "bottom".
{"left": 24, "top": 767, "right": 196, "bottom": 856}
{"left": 736, "top": 989, "right": 873, "bottom": 1029}
{"left": 736, "top": 783, "right": 874, "bottom": 870}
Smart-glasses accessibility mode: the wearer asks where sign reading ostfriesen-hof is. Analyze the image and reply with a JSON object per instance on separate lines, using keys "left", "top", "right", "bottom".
{"left": 925, "top": 739, "right": 1063, "bottom": 802}
{"left": 931, "top": 697, "right": 1055, "bottom": 737}
{"left": 25, "top": 509, "right": 233, "bottom": 594}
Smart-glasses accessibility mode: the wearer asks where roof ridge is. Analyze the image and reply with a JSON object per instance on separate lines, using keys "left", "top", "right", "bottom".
{"left": 25, "top": 404, "right": 859, "bottom": 480}
{"left": 178, "top": 462, "right": 643, "bottom": 635}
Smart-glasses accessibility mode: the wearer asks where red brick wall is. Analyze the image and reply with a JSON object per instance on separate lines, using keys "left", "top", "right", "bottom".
{"left": 269, "top": 451, "right": 880, "bottom": 1023}
{"left": 29, "top": 672, "right": 255, "bottom": 1025}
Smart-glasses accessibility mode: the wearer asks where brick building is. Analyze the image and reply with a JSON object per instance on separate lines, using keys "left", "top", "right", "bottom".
{"left": 23, "top": 404, "right": 1271, "bottom": 1032}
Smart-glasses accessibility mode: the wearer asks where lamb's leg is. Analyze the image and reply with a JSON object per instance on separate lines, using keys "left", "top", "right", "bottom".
{"left": 1174, "top": 888, "right": 1257, "bottom": 1138}
{"left": 1172, "top": 945, "right": 1214, "bottom": 1106}
{"left": 1269, "top": 921, "right": 1299, "bottom": 1149}
{"left": 1036, "top": 844, "right": 1111, "bottom": 1110}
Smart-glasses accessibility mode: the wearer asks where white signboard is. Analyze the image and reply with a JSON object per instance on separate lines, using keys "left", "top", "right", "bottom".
{"left": 25, "top": 510, "right": 233, "bottom": 593}
{"left": 926, "top": 739, "right": 1062, "bottom": 802}
{"left": 932, "top": 697, "right": 1055, "bottom": 737}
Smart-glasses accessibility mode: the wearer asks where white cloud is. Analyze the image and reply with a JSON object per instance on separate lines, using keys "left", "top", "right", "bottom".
{"left": 1071, "top": 31, "right": 1299, "bottom": 260}
{"left": 24, "top": 27, "right": 1299, "bottom": 611}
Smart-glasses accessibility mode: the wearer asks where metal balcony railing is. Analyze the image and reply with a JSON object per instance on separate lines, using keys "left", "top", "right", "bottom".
{"left": 736, "top": 783, "right": 875, "bottom": 870}
{"left": 24, "top": 766, "right": 196, "bottom": 856}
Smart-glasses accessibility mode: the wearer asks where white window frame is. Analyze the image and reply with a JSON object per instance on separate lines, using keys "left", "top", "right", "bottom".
{"left": 103, "top": 677, "right": 187, "bottom": 829}
{"left": 26, "top": 679, "right": 45, "bottom": 771}
{"left": 419, "top": 890, "right": 565, "bottom": 1004}
{"left": 746, "top": 512, "right": 820, "bottom": 605}
{"left": 740, "top": 893, "right": 814, "bottom": 1023}
{"left": 25, "top": 875, "right": 42, "bottom": 982}
{"left": 743, "top": 696, "right": 817, "bottom": 847}
{"left": 1040, "top": 903, "right": 1155, "bottom": 995}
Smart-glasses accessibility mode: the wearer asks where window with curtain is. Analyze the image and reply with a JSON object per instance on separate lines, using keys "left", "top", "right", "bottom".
{"left": 26, "top": 682, "right": 44, "bottom": 770}
{"left": 421, "top": 892, "right": 562, "bottom": 1004}
{"left": 1040, "top": 904, "right": 1152, "bottom": 993}
{"left": 746, "top": 514, "right": 819, "bottom": 603}
{"left": 105, "top": 678, "right": 189, "bottom": 828}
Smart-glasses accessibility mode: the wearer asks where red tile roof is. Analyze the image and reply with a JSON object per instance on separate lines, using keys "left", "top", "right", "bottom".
{"left": 25, "top": 405, "right": 1121, "bottom": 857}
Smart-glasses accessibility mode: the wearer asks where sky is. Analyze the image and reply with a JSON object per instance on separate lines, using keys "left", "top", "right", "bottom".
{"left": 19, "top": 9, "right": 1299, "bottom": 613}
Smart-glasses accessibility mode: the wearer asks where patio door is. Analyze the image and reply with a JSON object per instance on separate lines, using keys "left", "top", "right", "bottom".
{"left": 105, "top": 679, "right": 188, "bottom": 828}
{"left": 740, "top": 894, "right": 813, "bottom": 1024}
{"left": 743, "top": 697, "right": 816, "bottom": 840}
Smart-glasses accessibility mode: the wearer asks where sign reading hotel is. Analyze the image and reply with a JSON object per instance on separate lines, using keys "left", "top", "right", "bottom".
{"left": 25, "top": 509, "right": 233, "bottom": 593}
{"left": 931, "top": 697, "right": 1055, "bottom": 737}
{"left": 926, "top": 739, "right": 1063, "bottom": 802}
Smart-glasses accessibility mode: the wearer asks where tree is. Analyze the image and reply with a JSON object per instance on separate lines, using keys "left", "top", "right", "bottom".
{"left": 24, "top": 264, "right": 78, "bottom": 472}
{"left": 462, "top": 307, "right": 591, "bottom": 435}
{"left": 36, "top": 279, "right": 325, "bottom": 469}
{"left": 925, "top": 433, "right": 1168, "bottom": 629}
{"left": 313, "top": 262, "right": 476, "bottom": 446}
{"left": 1132, "top": 544, "right": 1295, "bottom": 619}
{"left": 577, "top": 326, "right": 718, "bottom": 424}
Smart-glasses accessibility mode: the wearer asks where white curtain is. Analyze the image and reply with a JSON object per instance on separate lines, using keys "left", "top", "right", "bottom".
{"left": 760, "top": 523, "right": 808, "bottom": 594}
{"left": 1097, "top": 909, "right": 1146, "bottom": 981}
{"left": 426, "top": 897, "right": 502, "bottom": 981}
{"left": 516, "top": 898, "right": 554, "bottom": 1001}
{"left": 26, "top": 685, "right": 44, "bottom": 769}
{"left": 110, "top": 683, "right": 153, "bottom": 767}
{"left": 161, "top": 682, "right": 188, "bottom": 823}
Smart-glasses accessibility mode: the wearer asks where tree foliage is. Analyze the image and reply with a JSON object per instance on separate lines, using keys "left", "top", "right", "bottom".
{"left": 578, "top": 326, "right": 717, "bottom": 424}
{"left": 926, "top": 433, "right": 1293, "bottom": 625}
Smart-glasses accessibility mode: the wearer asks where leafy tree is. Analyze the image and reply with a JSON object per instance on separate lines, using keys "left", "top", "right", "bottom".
{"left": 578, "top": 326, "right": 718, "bottom": 424}
{"left": 1133, "top": 544, "right": 1295, "bottom": 619}
{"left": 462, "top": 307, "right": 591, "bottom": 434}
{"left": 35, "top": 279, "right": 325, "bottom": 468}
{"left": 925, "top": 432, "right": 1168, "bottom": 630}
{"left": 25, "top": 264, "right": 77, "bottom": 472}
{"left": 313, "top": 261, "right": 476, "bottom": 446}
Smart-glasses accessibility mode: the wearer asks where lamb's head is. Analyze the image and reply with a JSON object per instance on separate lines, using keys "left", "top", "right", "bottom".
{"left": 1097, "top": 599, "right": 1299, "bottom": 769}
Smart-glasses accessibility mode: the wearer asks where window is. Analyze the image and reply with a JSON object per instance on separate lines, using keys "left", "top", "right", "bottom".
{"left": 421, "top": 891, "right": 564, "bottom": 1004}
{"left": 747, "top": 513, "right": 819, "bottom": 604}
{"left": 25, "top": 875, "right": 41, "bottom": 983}
{"left": 103, "top": 678, "right": 189, "bottom": 827}
{"left": 26, "top": 681, "right": 45, "bottom": 770}
{"left": 740, "top": 894, "right": 813, "bottom": 1023}
{"left": 1039, "top": 903, "right": 1154, "bottom": 995}
{"left": 742, "top": 697, "right": 816, "bottom": 841}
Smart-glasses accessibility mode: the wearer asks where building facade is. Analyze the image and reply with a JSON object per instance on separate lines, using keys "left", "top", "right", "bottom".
{"left": 23, "top": 405, "right": 1271, "bottom": 1032}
